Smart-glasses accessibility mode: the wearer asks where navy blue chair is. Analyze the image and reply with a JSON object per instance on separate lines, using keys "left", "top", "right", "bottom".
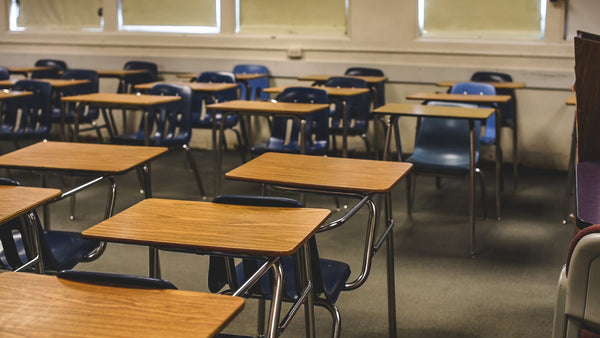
{"left": 209, "top": 195, "right": 351, "bottom": 338}
{"left": 449, "top": 81, "right": 497, "bottom": 147}
{"left": 51, "top": 69, "right": 110, "bottom": 141}
{"left": 233, "top": 64, "right": 270, "bottom": 101}
{"left": 192, "top": 71, "right": 245, "bottom": 161}
{"left": 31, "top": 59, "right": 67, "bottom": 79}
{"left": 57, "top": 270, "right": 177, "bottom": 289}
{"left": 471, "top": 71, "right": 519, "bottom": 187}
{"left": 111, "top": 83, "right": 205, "bottom": 196}
{"left": 118, "top": 60, "right": 158, "bottom": 94}
{"left": 0, "top": 66, "right": 9, "bottom": 80}
{"left": 0, "top": 80, "right": 52, "bottom": 147}
{"left": 0, "top": 178, "right": 104, "bottom": 273}
{"left": 324, "top": 76, "right": 371, "bottom": 156}
{"left": 406, "top": 101, "right": 487, "bottom": 219}
{"left": 344, "top": 67, "right": 385, "bottom": 108}
{"left": 251, "top": 87, "right": 330, "bottom": 156}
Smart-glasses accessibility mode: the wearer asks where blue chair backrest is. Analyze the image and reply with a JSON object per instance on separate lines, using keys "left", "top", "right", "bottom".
{"left": 124, "top": 61, "right": 158, "bottom": 80}
{"left": 195, "top": 71, "right": 239, "bottom": 102}
{"left": 324, "top": 76, "right": 370, "bottom": 132}
{"left": 120, "top": 61, "right": 158, "bottom": 93}
{"left": 6, "top": 80, "right": 52, "bottom": 136}
{"left": 414, "top": 101, "right": 482, "bottom": 166}
{"left": 233, "top": 64, "right": 270, "bottom": 101}
{"left": 32, "top": 59, "right": 67, "bottom": 79}
{"left": 450, "top": 82, "right": 496, "bottom": 142}
{"left": 141, "top": 83, "right": 193, "bottom": 145}
{"left": 345, "top": 67, "right": 386, "bottom": 107}
{"left": 60, "top": 69, "right": 99, "bottom": 95}
{"left": 276, "top": 87, "right": 330, "bottom": 150}
{"left": 470, "top": 71, "right": 516, "bottom": 123}
{"left": 0, "top": 66, "right": 9, "bottom": 80}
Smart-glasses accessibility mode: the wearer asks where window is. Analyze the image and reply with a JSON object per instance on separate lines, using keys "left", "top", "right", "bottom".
{"left": 119, "top": 0, "right": 220, "bottom": 34}
{"left": 418, "top": 0, "right": 546, "bottom": 40}
{"left": 236, "top": 0, "right": 348, "bottom": 36}
{"left": 9, "top": 0, "right": 103, "bottom": 32}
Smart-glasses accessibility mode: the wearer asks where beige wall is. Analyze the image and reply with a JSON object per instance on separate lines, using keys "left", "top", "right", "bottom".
{"left": 0, "top": 0, "right": 579, "bottom": 170}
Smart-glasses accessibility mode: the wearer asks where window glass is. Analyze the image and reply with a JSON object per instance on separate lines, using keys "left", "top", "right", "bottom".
{"left": 10, "top": 0, "right": 103, "bottom": 31}
{"left": 119, "top": 0, "right": 219, "bottom": 33}
{"left": 237, "top": 0, "right": 347, "bottom": 36}
{"left": 419, "top": 0, "right": 546, "bottom": 40}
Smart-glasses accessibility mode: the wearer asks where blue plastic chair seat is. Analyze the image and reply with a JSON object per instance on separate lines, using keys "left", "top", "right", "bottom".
{"left": 44, "top": 231, "right": 101, "bottom": 271}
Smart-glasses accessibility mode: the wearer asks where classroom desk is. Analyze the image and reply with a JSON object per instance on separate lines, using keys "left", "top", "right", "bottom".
{"left": 0, "top": 80, "right": 15, "bottom": 88}
{"left": 97, "top": 69, "right": 150, "bottom": 91}
{"left": 0, "top": 90, "right": 33, "bottom": 101}
{"left": 176, "top": 72, "right": 268, "bottom": 100}
{"left": 372, "top": 103, "right": 494, "bottom": 256}
{"left": 0, "top": 186, "right": 62, "bottom": 272}
{"left": 264, "top": 85, "right": 370, "bottom": 157}
{"left": 82, "top": 198, "right": 331, "bottom": 338}
{"left": 206, "top": 100, "right": 330, "bottom": 195}
{"left": 436, "top": 81, "right": 526, "bottom": 90}
{"left": 0, "top": 141, "right": 167, "bottom": 226}
{"left": 298, "top": 74, "right": 388, "bottom": 85}
{"left": 225, "top": 152, "right": 413, "bottom": 338}
{"left": 135, "top": 81, "right": 239, "bottom": 94}
{"left": 7, "top": 66, "right": 53, "bottom": 78}
{"left": 61, "top": 93, "right": 181, "bottom": 144}
{"left": 405, "top": 92, "right": 511, "bottom": 220}
{"left": 0, "top": 272, "right": 244, "bottom": 337}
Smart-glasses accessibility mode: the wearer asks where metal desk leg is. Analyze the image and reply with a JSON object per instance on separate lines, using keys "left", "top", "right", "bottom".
{"left": 266, "top": 261, "right": 284, "bottom": 338}
{"left": 385, "top": 192, "right": 397, "bottom": 338}
{"left": 495, "top": 108, "right": 503, "bottom": 220}
{"left": 469, "top": 120, "right": 476, "bottom": 257}
{"left": 342, "top": 100, "right": 348, "bottom": 158}
{"left": 149, "top": 247, "right": 161, "bottom": 279}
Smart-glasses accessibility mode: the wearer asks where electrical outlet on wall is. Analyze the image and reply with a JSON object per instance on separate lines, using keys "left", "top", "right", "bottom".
{"left": 287, "top": 47, "right": 303, "bottom": 59}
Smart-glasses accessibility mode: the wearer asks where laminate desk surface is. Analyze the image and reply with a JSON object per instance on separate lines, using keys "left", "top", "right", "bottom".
{"left": 82, "top": 198, "right": 331, "bottom": 257}
{"left": 34, "top": 78, "right": 90, "bottom": 88}
{"left": 61, "top": 92, "right": 181, "bottom": 106}
{"left": 176, "top": 73, "right": 268, "bottom": 81}
{"left": 373, "top": 102, "right": 494, "bottom": 120}
{"left": 406, "top": 92, "right": 511, "bottom": 104}
{"left": 436, "top": 81, "right": 526, "bottom": 89}
{"left": 135, "top": 81, "right": 239, "bottom": 92}
{"left": 298, "top": 74, "right": 388, "bottom": 84}
{"left": 567, "top": 95, "right": 576, "bottom": 105}
{"left": 0, "top": 141, "right": 168, "bottom": 175}
{"left": 0, "top": 90, "right": 32, "bottom": 100}
{"left": 0, "top": 80, "right": 16, "bottom": 87}
{"left": 8, "top": 66, "right": 53, "bottom": 74}
{"left": 97, "top": 69, "right": 149, "bottom": 78}
{"left": 226, "top": 152, "right": 413, "bottom": 193}
{"left": 206, "top": 99, "right": 330, "bottom": 115}
{"left": 0, "top": 186, "right": 61, "bottom": 223}
{"left": 0, "top": 272, "right": 244, "bottom": 337}
{"left": 264, "top": 86, "right": 370, "bottom": 96}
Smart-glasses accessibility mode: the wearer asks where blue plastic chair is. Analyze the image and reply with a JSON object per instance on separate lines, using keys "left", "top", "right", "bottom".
{"left": 449, "top": 81, "right": 497, "bottom": 146}
{"left": 406, "top": 101, "right": 487, "bottom": 219}
{"left": 111, "top": 83, "right": 205, "bottom": 196}
{"left": 192, "top": 71, "right": 246, "bottom": 160}
{"left": 51, "top": 69, "right": 110, "bottom": 141}
{"left": 325, "top": 76, "right": 371, "bottom": 156}
{"left": 117, "top": 60, "right": 158, "bottom": 94}
{"left": 233, "top": 64, "right": 270, "bottom": 101}
{"left": 0, "top": 66, "right": 9, "bottom": 80}
{"left": 57, "top": 270, "right": 177, "bottom": 289}
{"left": 251, "top": 87, "right": 330, "bottom": 155}
{"left": 471, "top": 71, "right": 519, "bottom": 186}
{"left": 0, "top": 178, "right": 104, "bottom": 273}
{"left": 209, "top": 195, "right": 351, "bottom": 338}
{"left": 0, "top": 80, "right": 52, "bottom": 147}
{"left": 31, "top": 59, "right": 67, "bottom": 79}
{"left": 344, "top": 67, "right": 385, "bottom": 108}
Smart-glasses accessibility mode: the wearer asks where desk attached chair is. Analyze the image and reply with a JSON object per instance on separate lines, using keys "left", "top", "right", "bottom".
{"left": 0, "top": 178, "right": 104, "bottom": 274}
{"left": 0, "top": 80, "right": 52, "bottom": 148}
{"left": 117, "top": 60, "right": 158, "bottom": 94}
{"left": 471, "top": 71, "right": 519, "bottom": 188}
{"left": 111, "top": 83, "right": 205, "bottom": 197}
{"left": 193, "top": 71, "right": 246, "bottom": 161}
{"left": 552, "top": 224, "right": 600, "bottom": 338}
{"left": 233, "top": 64, "right": 270, "bottom": 101}
{"left": 31, "top": 59, "right": 67, "bottom": 79}
{"left": 344, "top": 67, "right": 385, "bottom": 108}
{"left": 324, "top": 76, "right": 371, "bottom": 157}
{"left": 209, "top": 195, "right": 351, "bottom": 338}
{"left": 52, "top": 69, "right": 110, "bottom": 142}
{"left": 57, "top": 270, "right": 177, "bottom": 289}
{"left": 251, "top": 87, "right": 330, "bottom": 156}
{"left": 406, "top": 101, "right": 487, "bottom": 219}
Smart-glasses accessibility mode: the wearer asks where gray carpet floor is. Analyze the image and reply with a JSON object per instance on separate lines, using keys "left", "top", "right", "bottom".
{"left": 2, "top": 143, "right": 574, "bottom": 337}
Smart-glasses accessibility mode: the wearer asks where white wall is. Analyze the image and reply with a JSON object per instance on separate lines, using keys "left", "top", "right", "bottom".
{"left": 0, "top": 0, "right": 579, "bottom": 170}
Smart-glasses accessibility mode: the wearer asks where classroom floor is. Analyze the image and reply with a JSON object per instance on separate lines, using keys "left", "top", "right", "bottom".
{"left": 2, "top": 143, "right": 574, "bottom": 337}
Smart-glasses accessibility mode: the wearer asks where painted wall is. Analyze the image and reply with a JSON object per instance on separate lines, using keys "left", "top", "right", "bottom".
{"left": 0, "top": 0, "right": 580, "bottom": 170}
